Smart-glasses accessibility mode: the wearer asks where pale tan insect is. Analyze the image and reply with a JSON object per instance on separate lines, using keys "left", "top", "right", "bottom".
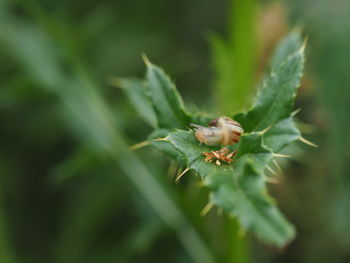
{"left": 190, "top": 116, "right": 243, "bottom": 165}
{"left": 203, "top": 147, "right": 237, "bottom": 166}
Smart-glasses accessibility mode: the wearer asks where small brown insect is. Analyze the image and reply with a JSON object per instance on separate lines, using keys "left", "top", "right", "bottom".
{"left": 203, "top": 147, "right": 237, "bottom": 166}
{"left": 191, "top": 116, "right": 243, "bottom": 165}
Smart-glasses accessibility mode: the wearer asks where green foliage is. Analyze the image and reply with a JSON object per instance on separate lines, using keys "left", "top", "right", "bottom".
{"left": 1, "top": 7, "right": 215, "bottom": 262}
{"left": 144, "top": 57, "right": 191, "bottom": 129}
{"left": 211, "top": 0, "right": 257, "bottom": 113}
{"left": 167, "top": 131, "right": 294, "bottom": 247}
{"left": 119, "top": 31, "right": 305, "bottom": 247}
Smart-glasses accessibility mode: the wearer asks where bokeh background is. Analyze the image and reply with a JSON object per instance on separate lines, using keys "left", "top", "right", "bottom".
{"left": 1, "top": 0, "right": 350, "bottom": 262}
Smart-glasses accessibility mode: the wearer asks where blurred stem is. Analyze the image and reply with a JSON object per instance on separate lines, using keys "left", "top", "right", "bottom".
{"left": 226, "top": 217, "right": 247, "bottom": 263}
{"left": 213, "top": 0, "right": 257, "bottom": 114}
{"left": 0, "top": 184, "right": 15, "bottom": 263}
{"left": 213, "top": 0, "right": 258, "bottom": 261}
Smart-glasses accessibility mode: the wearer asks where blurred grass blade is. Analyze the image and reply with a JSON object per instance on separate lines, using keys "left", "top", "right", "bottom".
{"left": 0, "top": 16, "right": 214, "bottom": 263}
{"left": 54, "top": 175, "right": 125, "bottom": 262}
{"left": 210, "top": 0, "right": 257, "bottom": 113}
{"left": 0, "top": 188, "right": 16, "bottom": 263}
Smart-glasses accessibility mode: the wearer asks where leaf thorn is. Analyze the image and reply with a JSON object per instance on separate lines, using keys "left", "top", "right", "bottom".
{"left": 299, "top": 137, "right": 318, "bottom": 148}
{"left": 273, "top": 159, "right": 283, "bottom": 173}
{"left": 153, "top": 137, "right": 169, "bottom": 142}
{"left": 273, "top": 153, "right": 292, "bottom": 158}
{"left": 259, "top": 125, "right": 272, "bottom": 135}
{"left": 130, "top": 140, "right": 150, "bottom": 150}
{"left": 292, "top": 108, "right": 302, "bottom": 116}
{"left": 266, "top": 165, "right": 277, "bottom": 175}
{"left": 175, "top": 167, "right": 190, "bottom": 182}
{"left": 301, "top": 37, "right": 308, "bottom": 53}
{"left": 264, "top": 176, "right": 280, "bottom": 184}
{"left": 141, "top": 53, "right": 151, "bottom": 66}
{"left": 200, "top": 202, "right": 214, "bottom": 217}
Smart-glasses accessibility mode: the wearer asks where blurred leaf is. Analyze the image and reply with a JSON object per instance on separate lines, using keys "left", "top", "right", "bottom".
{"left": 54, "top": 174, "right": 125, "bottom": 263}
{"left": 112, "top": 77, "right": 157, "bottom": 128}
{"left": 0, "top": 189, "right": 16, "bottom": 263}
{"left": 1, "top": 13, "right": 214, "bottom": 263}
{"left": 51, "top": 147, "right": 108, "bottom": 183}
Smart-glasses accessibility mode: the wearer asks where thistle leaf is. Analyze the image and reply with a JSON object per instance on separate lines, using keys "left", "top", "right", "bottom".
{"left": 234, "top": 44, "right": 304, "bottom": 132}
{"left": 144, "top": 58, "right": 191, "bottom": 129}
{"left": 167, "top": 130, "right": 295, "bottom": 247}
{"left": 121, "top": 31, "right": 305, "bottom": 247}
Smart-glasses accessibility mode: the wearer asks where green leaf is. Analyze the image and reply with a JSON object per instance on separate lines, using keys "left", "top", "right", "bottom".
{"left": 209, "top": 162, "right": 295, "bottom": 247}
{"left": 263, "top": 117, "right": 301, "bottom": 153}
{"left": 121, "top": 31, "right": 305, "bottom": 247}
{"left": 149, "top": 129, "right": 184, "bottom": 162}
{"left": 113, "top": 78, "right": 157, "bottom": 128}
{"left": 144, "top": 57, "right": 190, "bottom": 129}
{"left": 167, "top": 130, "right": 295, "bottom": 247}
{"left": 235, "top": 35, "right": 304, "bottom": 132}
{"left": 269, "top": 30, "right": 304, "bottom": 68}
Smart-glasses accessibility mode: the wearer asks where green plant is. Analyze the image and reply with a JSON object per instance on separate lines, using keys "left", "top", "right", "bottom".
{"left": 117, "top": 31, "right": 307, "bottom": 247}
{"left": 0, "top": 5, "right": 214, "bottom": 262}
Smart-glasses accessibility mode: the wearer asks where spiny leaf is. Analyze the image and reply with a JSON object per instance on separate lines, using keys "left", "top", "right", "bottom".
{"left": 209, "top": 162, "right": 295, "bottom": 247}
{"left": 149, "top": 129, "right": 184, "bottom": 162}
{"left": 270, "top": 30, "right": 304, "bottom": 68}
{"left": 167, "top": 130, "right": 295, "bottom": 247}
{"left": 144, "top": 58, "right": 191, "bottom": 129}
{"left": 263, "top": 117, "right": 301, "bottom": 153}
{"left": 235, "top": 35, "right": 304, "bottom": 132}
{"left": 121, "top": 31, "right": 305, "bottom": 247}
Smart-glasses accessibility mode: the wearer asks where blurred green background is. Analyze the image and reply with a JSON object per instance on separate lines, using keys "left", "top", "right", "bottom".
{"left": 0, "top": 0, "right": 350, "bottom": 262}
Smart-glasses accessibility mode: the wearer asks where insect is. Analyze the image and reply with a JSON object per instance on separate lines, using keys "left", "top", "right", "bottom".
{"left": 190, "top": 117, "right": 243, "bottom": 165}
{"left": 203, "top": 147, "right": 237, "bottom": 166}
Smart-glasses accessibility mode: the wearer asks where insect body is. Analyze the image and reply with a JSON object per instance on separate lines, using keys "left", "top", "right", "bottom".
{"left": 203, "top": 147, "right": 237, "bottom": 166}
{"left": 190, "top": 117, "right": 243, "bottom": 165}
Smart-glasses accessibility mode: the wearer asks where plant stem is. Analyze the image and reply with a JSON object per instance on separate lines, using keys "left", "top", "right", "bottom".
{"left": 212, "top": 0, "right": 258, "bottom": 261}
{"left": 213, "top": 0, "right": 257, "bottom": 114}
{"left": 0, "top": 183, "right": 15, "bottom": 263}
